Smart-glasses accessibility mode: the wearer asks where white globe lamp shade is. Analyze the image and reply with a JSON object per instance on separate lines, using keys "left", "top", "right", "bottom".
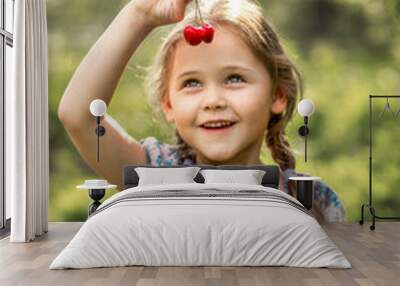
{"left": 90, "top": 99, "right": 107, "bottom": 117}
{"left": 297, "top": 99, "right": 315, "bottom": 117}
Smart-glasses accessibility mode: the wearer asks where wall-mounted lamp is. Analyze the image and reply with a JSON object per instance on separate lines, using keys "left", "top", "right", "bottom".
{"left": 297, "top": 99, "right": 315, "bottom": 162}
{"left": 89, "top": 99, "right": 107, "bottom": 162}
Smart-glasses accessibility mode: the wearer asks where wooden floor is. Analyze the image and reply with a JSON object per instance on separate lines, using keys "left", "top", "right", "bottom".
{"left": 0, "top": 222, "right": 399, "bottom": 286}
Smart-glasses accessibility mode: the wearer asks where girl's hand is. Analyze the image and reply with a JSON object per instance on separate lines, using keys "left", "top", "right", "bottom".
{"left": 130, "top": 0, "right": 192, "bottom": 28}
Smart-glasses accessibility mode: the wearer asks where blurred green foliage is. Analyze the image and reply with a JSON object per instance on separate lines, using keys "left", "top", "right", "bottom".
{"left": 47, "top": 0, "right": 400, "bottom": 222}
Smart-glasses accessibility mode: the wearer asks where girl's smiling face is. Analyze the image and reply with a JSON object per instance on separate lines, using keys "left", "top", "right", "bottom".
{"left": 162, "top": 25, "right": 287, "bottom": 165}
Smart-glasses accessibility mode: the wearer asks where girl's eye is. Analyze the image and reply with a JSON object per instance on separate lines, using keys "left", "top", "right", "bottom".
{"left": 182, "top": 79, "right": 201, "bottom": 89}
{"left": 181, "top": 74, "right": 244, "bottom": 89}
{"left": 226, "top": 74, "right": 244, "bottom": 84}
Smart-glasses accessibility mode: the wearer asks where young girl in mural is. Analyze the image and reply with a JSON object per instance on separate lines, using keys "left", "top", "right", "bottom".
{"left": 58, "top": 0, "right": 345, "bottom": 222}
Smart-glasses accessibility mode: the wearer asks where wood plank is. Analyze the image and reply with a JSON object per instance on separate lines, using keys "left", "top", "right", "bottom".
{"left": 0, "top": 222, "right": 399, "bottom": 285}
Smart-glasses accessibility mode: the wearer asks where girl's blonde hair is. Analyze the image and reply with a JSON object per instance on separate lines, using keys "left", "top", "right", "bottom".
{"left": 145, "top": 0, "right": 302, "bottom": 173}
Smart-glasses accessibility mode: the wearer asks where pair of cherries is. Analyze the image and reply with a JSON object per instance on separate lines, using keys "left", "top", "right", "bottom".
{"left": 183, "top": 0, "right": 215, "bottom": 46}
{"left": 183, "top": 23, "right": 215, "bottom": 46}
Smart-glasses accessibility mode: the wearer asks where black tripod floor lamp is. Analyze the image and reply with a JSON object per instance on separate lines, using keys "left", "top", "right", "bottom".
{"left": 359, "top": 95, "right": 400, "bottom": 230}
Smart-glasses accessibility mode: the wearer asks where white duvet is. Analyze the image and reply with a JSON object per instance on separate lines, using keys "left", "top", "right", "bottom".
{"left": 49, "top": 183, "right": 351, "bottom": 269}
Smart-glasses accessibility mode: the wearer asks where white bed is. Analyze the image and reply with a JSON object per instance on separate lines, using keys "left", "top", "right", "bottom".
{"left": 49, "top": 182, "right": 351, "bottom": 269}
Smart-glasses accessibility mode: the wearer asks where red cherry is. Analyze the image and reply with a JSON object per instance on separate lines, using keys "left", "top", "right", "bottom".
{"left": 184, "top": 25, "right": 204, "bottom": 46}
{"left": 202, "top": 24, "right": 214, "bottom": 43}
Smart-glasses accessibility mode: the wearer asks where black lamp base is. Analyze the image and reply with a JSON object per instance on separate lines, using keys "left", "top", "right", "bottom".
{"left": 295, "top": 180, "right": 313, "bottom": 210}
{"left": 88, "top": 189, "right": 105, "bottom": 216}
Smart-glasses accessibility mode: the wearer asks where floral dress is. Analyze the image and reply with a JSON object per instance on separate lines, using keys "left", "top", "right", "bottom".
{"left": 139, "top": 136, "right": 345, "bottom": 222}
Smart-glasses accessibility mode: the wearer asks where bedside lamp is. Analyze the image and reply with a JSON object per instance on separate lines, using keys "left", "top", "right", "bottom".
{"left": 290, "top": 99, "right": 317, "bottom": 210}
{"left": 297, "top": 99, "right": 315, "bottom": 162}
{"left": 89, "top": 99, "right": 107, "bottom": 162}
{"left": 77, "top": 99, "right": 113, "bottom": 218}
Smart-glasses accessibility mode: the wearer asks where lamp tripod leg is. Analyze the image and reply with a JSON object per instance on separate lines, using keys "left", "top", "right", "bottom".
{"left": 359, "top": 203, "right": 366, "bottom": 225}
{"left": 370, "top": 206, "right": 376, "bottom": 231}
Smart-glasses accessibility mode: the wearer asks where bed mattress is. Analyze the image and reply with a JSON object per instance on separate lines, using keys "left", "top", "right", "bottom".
{"left": 49, "top": 183, "right": 351, "bottom": 269}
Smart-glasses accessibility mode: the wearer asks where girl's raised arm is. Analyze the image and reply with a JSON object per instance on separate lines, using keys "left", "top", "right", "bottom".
{"left": 57, "top": 0, "right": 191, "bottom": 190}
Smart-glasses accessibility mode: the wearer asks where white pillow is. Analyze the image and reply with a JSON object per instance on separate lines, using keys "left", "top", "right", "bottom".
{"left": 135, "top": 167, "right": 201, "bottom": 186}
{"left": 200, "top": 169, "right": 266, "bottom": 185}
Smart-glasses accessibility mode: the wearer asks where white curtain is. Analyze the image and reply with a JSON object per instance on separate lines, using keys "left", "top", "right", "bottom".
{"left": 7, "top": 0, "right": 49, "bottom": 242}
